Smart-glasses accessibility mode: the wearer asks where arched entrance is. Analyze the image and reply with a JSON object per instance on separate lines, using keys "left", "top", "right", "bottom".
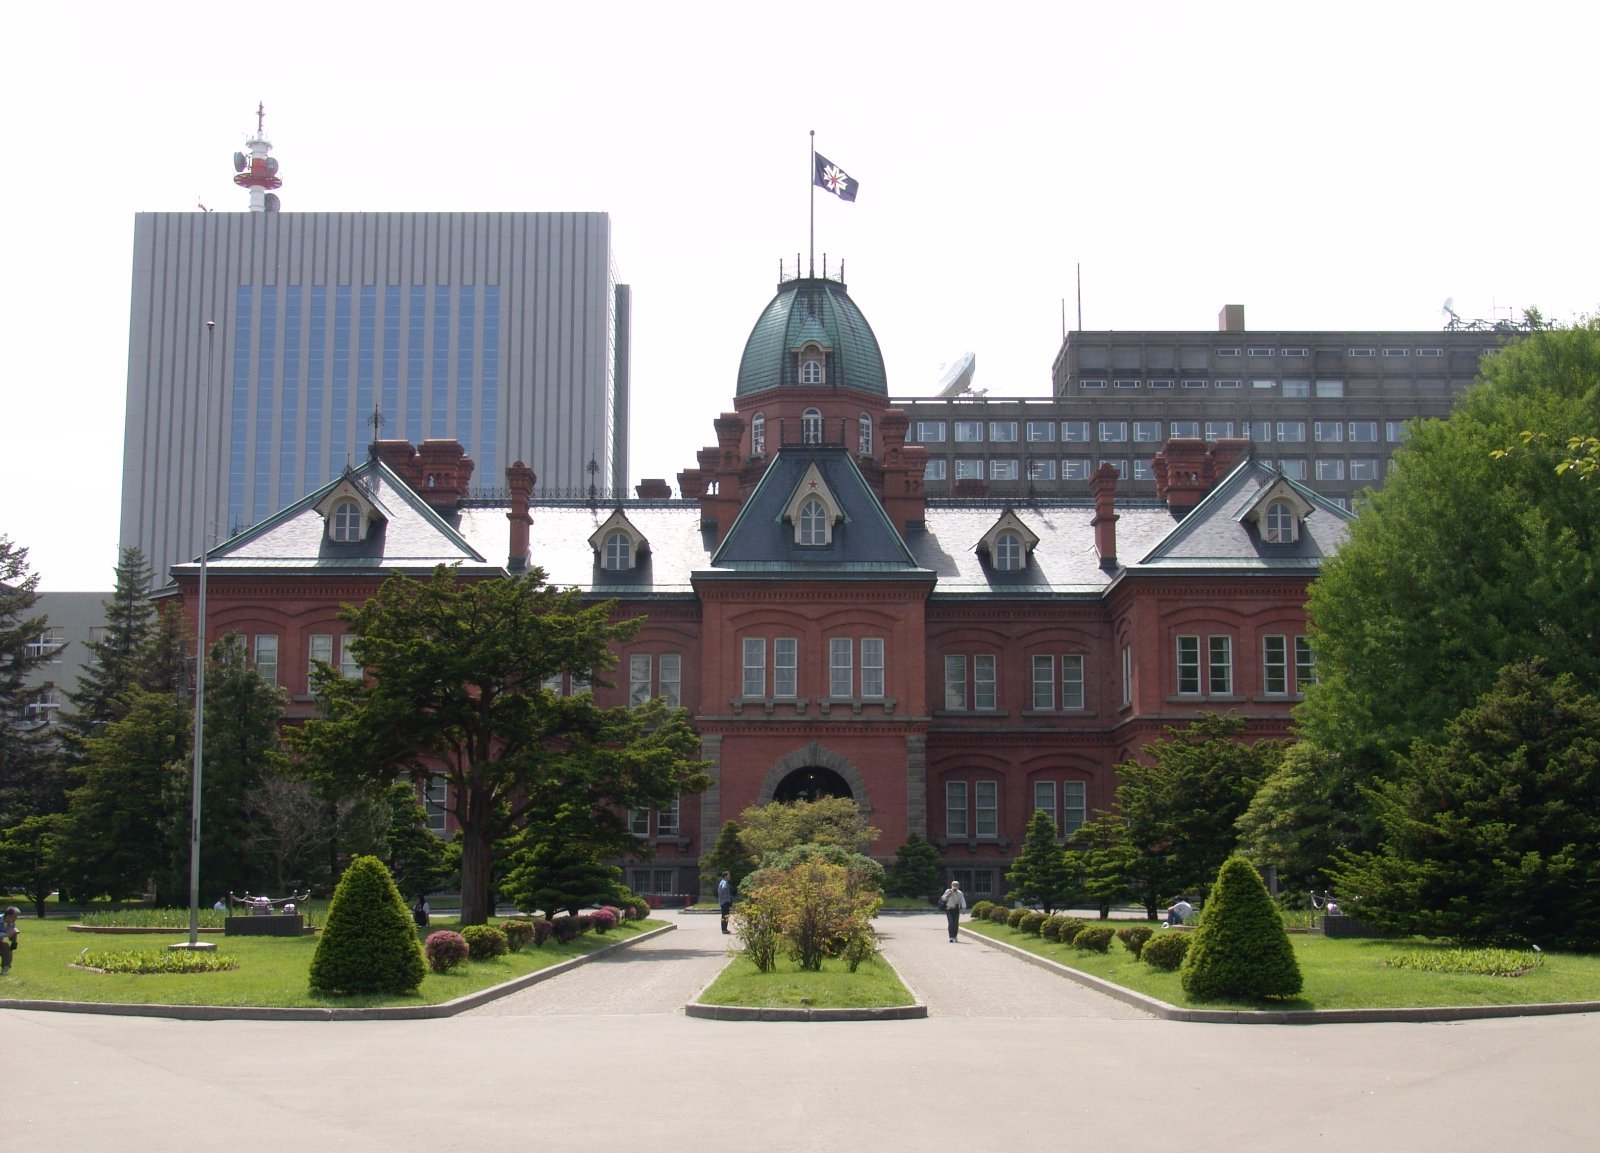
{"left": 772, "top": 766, "right": 854, "bottom": 803}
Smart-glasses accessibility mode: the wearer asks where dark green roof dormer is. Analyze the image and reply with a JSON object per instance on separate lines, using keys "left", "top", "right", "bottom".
{"left": 735, "top": 276, "right": 888, "bottom": 398}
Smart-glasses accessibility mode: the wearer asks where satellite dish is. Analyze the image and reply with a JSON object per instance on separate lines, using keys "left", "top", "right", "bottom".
{"left": 1441, "top": 297, "right": 1457, "bottom": 317}
{"left": 264, "top": 157, "right": 279, "bottom": 177}
{"left": 264, "top": 193, "right": 281, "bottom": 213}
{"left": 232, "top": 151, "right": 247, "bottom": 173}
{"left": 935, "top": 352, "right": 977, "bottom": 397}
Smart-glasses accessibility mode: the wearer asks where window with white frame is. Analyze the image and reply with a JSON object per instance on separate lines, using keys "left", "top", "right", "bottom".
{"left": 1247, "top": 347, "right": 1274, "bottom": 357}
{"left": 1349, "top": 420, "right": 1378, "bottom": 443}
{"left": 1316, "top": 459, "right": 1346, "bottom": 481}
{"left": 954, "top": 459, "right": 984, "bottom": 480}
{"left": 1080, "top": 379, "right": 1106, "bottom": 389}
{"left": 1215, "top": 379, "right": 1242, "bottom": 390}
{"left": 630, "top": 653, "right": 652, "bottom": 707}
{"left": 1182, "top": 379, "right": 1208, "bottom": 389}
{"left": 989, "top": 459, "right": 1019, "bottom": 481}
{"left": 1314, "top": 421, "right": 1344, "bottom": 442}
{"left": 1104, "top": 459, "right": 1129, "bottom": 481}
{"left": 307, "top": 633, "right": 332, "bottom": 686}
{"left": 994, "top": 532, "right": 1023, "bottom": 571}
{"left": 1062, "top": 654, "right": 1084, "bottom": 709}
{"left": 659, "top": 653, "right": 682, "bottom": 707}
{"left": 1263, "top": 635, "right": 1289, "bottom": 695}
{"left": 1027, "top": 458, "right": 1056, "bottom": 481}
{"left": 1026, "top": 420, "right": 1056, "bottom": 442}
{"left": 829, "top": 638, "right": 852, "bottom": 698}
{"left": 989, "top": 421, "right": 1018, "bottom": 442}
{"left": 975, "top": 780, "right": 997, "bottom": 836}
{"left": 423, "top": 776, "right": 448, "bottom": 835}
{"left": 1133, "top": 459, "right": 1154, "bottom": 481}
{"left": 1062, "top": 458, "right": 1092, "bottom": 480}
{"left": 861, "top": 637, "right": 884, "bottom": 698}
{"left": 1205, "top": 420, "right": 1235, "bottom": 440}
{"left": 1217, "top": 348, "right": 1241, "bottom": 358}
{"left": 26, "top": 628, "right": 64, "bottom": 660}
{"left": 1279, "top": 459, "right": 1307, "bottom": 480}
{"left": 1350, "top": 458, "right": 1379, "bottom": 481}
{"left": 604, "top": 530, "right": 633, "bottom": 571}
{"left": 1264, "top": 500, "right": 1296, "bottom": 543}
{"left": 1121, "top": 646, "right": 1132, "bottom": 708}
{"left": 975, "top": 654, "right": 996, "bottom": 709}
{"left": 1113, "top": 379, "right": 1141, "bottom": 389}
{"left": 1281, "top": 347, "right": 1308, "bottom": 358}
{"left": 1244, "top": 420, "right": 1273, "bottom": 443}
{"left": 751, "top": 412, "right": 766, "bottom": 456}
{"left": 858, "top": 412, "right": 873, "bottom": 455}
{"left": 331, "top": 500, "right": 362, "bottom": 542}
{"left": 1382, "top": 347, "right": 1408, "bottom": 358}
{"left": 1347, "top": 348, "right": 1375, "bottom": 357}
{"left": 1417, "top": 347, "right": 1444, "bottom": 357}
{"left": 924, "top": 459, "right": 947, "bottom": 481}
{"left": 743, "top": 638, "right": 766, "bottom": 697}
{"left": 800, "top": 360, "right": 823, "bottom": 385}
{"left": 954, "top": 420, "right": 983, "bottom": 442}
{"left": 802, "top": 408, "right": 823, "bottom": 443}
{"left": 1296, "top": 636, "right": 1316, "bottom": 687}
{"left": 1134, "top": 420, "right": 1162, "bottom": 442}
{"left": 1099, "top": 421, "right": 1127, "bottom": 442}
{"left": 339, "top": 635, "right": 362, "bottom": 680}
{"left": 629, "top": 807, "right": 651, "bottom": 836}
{"left": 1062, "top": 421, "right": 1091, "bottom": 443}
{"left": 1315, "top": 380, "right": 1344, "bottom": 397}
{"left": 774, "top": 637, "right": 797, "bottom": 698}
{"left": 1209, "top": 636, "right": 1233, "bottom": 695}
{"left": 1148, "top": 378, "right": 1174, "bottom": 389}
{"left": 798, "top": 497, "right": 828, "bottom": 546}
{"left": 1277, "top": 421, "right": 1306, "bottom": 442}
{"left": 1282, "top": 379, "right": 1311, "bottom": 397}
{"left": 253, "top": 634, "right": 279, "bottom": 685}
{"left": 944, "top": 654, "right": 996, "bottom": 710}
{"left": 946, "top": 780, "right": 968, "bottom": 838}
{"left": 1252, "top": 380, "right": 1276, "bottom": 391}
{"left": 915, "top": 420, "right": 946, "bottom": 442}
{"left": 657, "top": 797, "right": 680, "bottom": 837}
{"left": 946, "top": 779, "right": 999, "bottom": 839}
{"left": 1062, "top": 781, "right": 1086, "bottom": 835}
{"left": 1032, "top": 655, "right": 1054, "bottom": 709}
{"left": 1385, "top": 421, "right": 1409, "bottom": 443}
{"left": 1034, "top": 780, "right": 1057, "bottom": 831}
{"left": 1170, "top": 420, "right": 1199, "bottom": 438}
{"left": 1177, "top": 635, "right": 1201, "bottom": 695}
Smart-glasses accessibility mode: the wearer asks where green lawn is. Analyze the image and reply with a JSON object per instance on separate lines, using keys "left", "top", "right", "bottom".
{"left": 965, "top": 919, "right": 1600, "bottom": 1011}
{"left": 0, "top": 915, "right": 663, "bottom": 1009}
{"left": 696, "top": 952, "right": 915, "bottom": 1009}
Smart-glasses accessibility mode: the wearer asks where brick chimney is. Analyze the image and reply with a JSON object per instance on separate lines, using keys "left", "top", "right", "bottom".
{"left": 1154, "top": 437, "right": 1252, "bottom": 515}
{"left": 505, "top": 461, "right": 535, "bottom": 571}
{"left": 635, "top": 478, "right": 672, "bottom": 499}
{"left": 877, "top": 407, "right": 928, "bottom": 534}
{"left": 373, "top": 438, "right": 475, "bottom": 515}
{"left": 1090, "top": 461, "right": 1120, "bottom": 569}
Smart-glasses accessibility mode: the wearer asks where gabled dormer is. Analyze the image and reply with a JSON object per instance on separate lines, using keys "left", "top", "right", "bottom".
{"left": 1238, "top": 475, "right": 1317, "bottom": 544}
{"left": 795, "top": 340, "right": 829, "bottom": 386}
{"left": 782, "top": 462, "right": 846, "bottom": 547}
{"left": 976, "top": 508, "right": 1040, "bottom": 572}
{"left": 588, "top": 509, "right": 650, "bottom": 572}
{"left": 313, "top": 475, "right": 387, "bottom": 544}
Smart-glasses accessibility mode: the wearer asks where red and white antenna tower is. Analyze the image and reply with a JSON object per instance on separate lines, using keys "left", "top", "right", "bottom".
{"left": 231, "top": 102, "right": 283, "bottom": 212}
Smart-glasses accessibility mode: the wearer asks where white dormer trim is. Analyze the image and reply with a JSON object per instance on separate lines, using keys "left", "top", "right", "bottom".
{"left": 782, "top": 462, "right": 845, "bottom": 546}
{"left": 976, "top": 509, "right": 1041, "bottom": 571}
{"left": 1238, "top": 476, "right": 1316, "bottom": 544}
{"left": 314, "top": 477, "right": 387, "bottom": 543}
{"left": 796, "top": 340, "right": 828, "bottom": 386}
{"left": 588, "top": 509, "right": 650, "bottom": 571}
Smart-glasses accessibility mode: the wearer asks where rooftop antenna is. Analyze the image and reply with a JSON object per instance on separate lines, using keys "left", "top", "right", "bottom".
{"left": 233, "top": 101, "right": 283, "bottom": 212}
{"left": 1442, "top": 297, "right": 1460, "bottom": 329}
{"left": 1076, "top": 263, "right": 1083, "bottom": 331}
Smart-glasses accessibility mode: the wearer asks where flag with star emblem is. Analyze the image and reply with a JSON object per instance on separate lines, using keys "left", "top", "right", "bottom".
{"left": 813, "top": 153, "right": 859, "bottom": 202}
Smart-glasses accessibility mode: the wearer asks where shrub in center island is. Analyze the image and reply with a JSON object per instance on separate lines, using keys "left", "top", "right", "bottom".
{"left": 1180, "top": 856, "right": 1302, "bottom": 1000}
{"left": 308, "top": 855, "right": 426, "bottom": 996}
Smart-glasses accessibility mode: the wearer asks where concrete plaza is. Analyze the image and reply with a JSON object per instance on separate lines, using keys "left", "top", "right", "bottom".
{"left": 11, "top": 911, "right": 1597, "bottom": 1152}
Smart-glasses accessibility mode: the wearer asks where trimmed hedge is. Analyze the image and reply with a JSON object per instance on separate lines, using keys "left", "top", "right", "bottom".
{"left": 1117, "top": 926, "right": 1154, "bottom": 958}
{"left": 1019, "top": 910, "right": 1049, "bottom": 936}
{"left": 1181, "top": 856, "right": 1303, "bottom": 1001}
{"left": 1006, "top": 907, "right": 1029, "bottom": 928}
{"left": 1052, "top": 916, "right": 1087, "bottom": 944}
{"left": 1072, "top": 925, "right": 1115, "bottom": 953}
{"left": 425, "top": 930, "right": 470, "bottom": 973}
{"left": 308, "top": 855, "right": 427, "bottom": 995}
{"left": 461, "top": 924, "right": 509, "bottom": 960}
{"left": 500, "top": 919, "right": 535, "bottom": 952}
{"left": 1141, "top": 931, "right": 1190, "bottom": 971}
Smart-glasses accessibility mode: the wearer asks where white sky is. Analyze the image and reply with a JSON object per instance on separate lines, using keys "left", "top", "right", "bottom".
{"left": 5, "top": 1, "right": 1594, "bottom": 591}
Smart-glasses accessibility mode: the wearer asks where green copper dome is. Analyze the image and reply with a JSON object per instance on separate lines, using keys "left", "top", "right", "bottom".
{"left": 735, "top": 277, "right": 888, "bottom": 397}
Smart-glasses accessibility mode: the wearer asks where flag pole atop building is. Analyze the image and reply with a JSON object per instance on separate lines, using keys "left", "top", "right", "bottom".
{"left": 809, "top": 130, "right": 816, "bottom": 277}
{"left": 809, "top": 134, "right": 859, "bottom": 278}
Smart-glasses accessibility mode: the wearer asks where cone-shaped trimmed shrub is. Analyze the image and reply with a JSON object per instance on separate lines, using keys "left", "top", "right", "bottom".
{"left": 309, "top": 855, "right": 427, "bottom": 995}
{"left": 1180, "top": 857, "right": 1302, "bottom": 1001}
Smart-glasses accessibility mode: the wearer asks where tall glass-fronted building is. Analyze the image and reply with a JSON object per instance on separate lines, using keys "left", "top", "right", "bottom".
{"left": 120, "top": 211, "right": 628, "bottom": 579}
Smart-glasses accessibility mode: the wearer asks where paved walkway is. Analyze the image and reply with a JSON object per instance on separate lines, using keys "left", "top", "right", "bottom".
{"left": 10, "top": 912, "right": 1600, "bottom": 1153}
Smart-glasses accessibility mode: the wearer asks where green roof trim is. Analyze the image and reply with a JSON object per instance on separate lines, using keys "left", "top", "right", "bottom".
{"left": 735, "top": 277, "right": 888, "bottom": 397}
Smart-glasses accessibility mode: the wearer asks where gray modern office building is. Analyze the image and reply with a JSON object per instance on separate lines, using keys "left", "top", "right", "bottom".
{"left": 898, "top": 306, "right": 1508, "bottom": 508}
{"left": 120, "top": 210, "right": 629, "bottom": 580}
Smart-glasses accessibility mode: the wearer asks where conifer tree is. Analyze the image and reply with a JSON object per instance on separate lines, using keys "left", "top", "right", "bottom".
{"left": 60, "top": 547, "right": 161, "bottom": 759}
{"left": 1006, "top": 809, "right": 1077, "bottom": 913}
{"left": 0, "top": 537, "right": 55, "bottom": 820}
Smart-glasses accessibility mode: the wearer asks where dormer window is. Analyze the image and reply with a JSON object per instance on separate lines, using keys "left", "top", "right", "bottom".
{"left": 752, "top": 411, "right": 766, "bottom": 456}
{"left": 1264, "top": 501, "right": 1295, "bottom": 544}
{"left": 314, "top": 476, "right": 387, "bottom": 544}
{"left": 976, "top": 509, "right": 1040, "bottom": 571}
{"left": 588, "top": 509, "right": 650, "bottom": 571}
{"left": 1239, "top": 475, "right": 1315, "bottom": 545}
{"left": 798, "top": 498, "right": 828, "bottom": 545}
{"left": 331, "top": 500, "right": 363, "bottom": 542}
{"left": 802, "top": 408, "right": 824, "bottom": 444}
{"left": 858, "top": 412, "right": 873, "bottom": 455}
{"left": 783, "top": 462, "right": 845, "bottom": 546}
{"left": 798, "top": 343, "right": 826, "bottom": 385}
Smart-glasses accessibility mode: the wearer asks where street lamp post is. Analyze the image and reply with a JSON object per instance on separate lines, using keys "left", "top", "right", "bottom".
{"left": 179, "top": 319, "right": 218, "bottom": 952}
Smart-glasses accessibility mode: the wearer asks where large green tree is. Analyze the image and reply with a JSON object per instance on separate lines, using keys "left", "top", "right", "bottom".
{"left": 288, "top": 567, "right": 707, "bottom": 925}
{"left": 59, "top": 547, "right": 163, "bottom": 757}
{"left": 1331, "top": 660, "right": 1600, "bottom": 951}
{"left": 1235, "top": 741, "right": 1364, "bottom": 895}
{"left": 0, "top": 537, "right": 55, "bottom": 822}
{"left": 1006, "top": 809, "right": 1077, "bottom": 913}
{"left": 1102, "top": 714, "right": 1283, "bottom": 910}
{"left": 1300, "top": 323, "right": 1600, "bottom": 824}
{"left": 737, "top": 796, "right": 880, "bottom": 863}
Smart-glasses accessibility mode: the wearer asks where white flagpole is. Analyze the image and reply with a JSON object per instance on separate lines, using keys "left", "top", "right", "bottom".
{"left": 809, "top": 130, "right": 815, "bottom": 277}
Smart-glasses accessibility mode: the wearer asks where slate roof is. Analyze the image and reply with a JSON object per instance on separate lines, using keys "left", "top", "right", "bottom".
{"left": 174, "top": 453, "right": 1350, "bottom": 600}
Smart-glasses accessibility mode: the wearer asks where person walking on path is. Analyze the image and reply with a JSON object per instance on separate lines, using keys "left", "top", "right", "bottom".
{"left": 939, "top": 881, "right": 966, "bottom": 942}
{"left": 0, "top": 906, "right": 19, "bottom": 973}
{"left": 717, "top": 872, "right": 734, "bottom": 934}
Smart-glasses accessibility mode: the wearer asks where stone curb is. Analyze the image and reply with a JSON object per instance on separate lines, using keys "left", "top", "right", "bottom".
{"left": 0, "top": 922, "right": 676, "bottom": 1023}
{"left": 685, "top": 1002, "right": 927, "bottom": 1021}
{"left": 965, "top": 926, "right": 1600, "bottom": 1024}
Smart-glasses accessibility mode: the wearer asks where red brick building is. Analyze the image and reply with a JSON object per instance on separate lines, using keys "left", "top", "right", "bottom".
{"left": 170, "top": 273, "right": 1351, "bottom": 901}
